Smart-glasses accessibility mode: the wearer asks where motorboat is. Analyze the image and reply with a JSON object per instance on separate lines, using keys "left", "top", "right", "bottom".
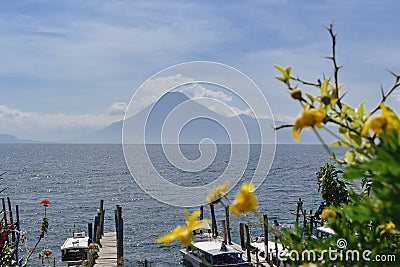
{"left": 60, "top": 232, "right": 89, "bottom": 266}
{"left": 181, "top": 225, "right": 250, "bottom": 266}
{"left": 181, "top": 240, "right": 250, "bottom": 267}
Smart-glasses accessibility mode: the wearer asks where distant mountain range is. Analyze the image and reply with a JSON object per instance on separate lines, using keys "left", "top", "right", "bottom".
{"left": 1, "top": 92, "right": 335, "bottom": 144}
{"left": 0, "top": 134, "right": 36, "bottom": 143}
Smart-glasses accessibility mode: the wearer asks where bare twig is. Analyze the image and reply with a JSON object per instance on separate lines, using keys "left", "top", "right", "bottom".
{"left": 274, "top": 124, "right": 294, "bottom": 131}
{"left": 324, "top": 22, "right": 343, "bottom": 109}
{"left": 370, "top": 70, "right": 400, "bottom": 115}
{"left": 292, "top": 76, "right": 321, "bottom": 88}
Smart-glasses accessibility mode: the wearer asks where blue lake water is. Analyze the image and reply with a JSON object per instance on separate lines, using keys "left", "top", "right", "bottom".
{"left": 0, "top": 144, "right": 346, "bottom": 266}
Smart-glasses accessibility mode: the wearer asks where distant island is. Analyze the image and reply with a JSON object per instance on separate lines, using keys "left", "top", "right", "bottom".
{"left": 0, "top": 134, "right": 36, "bottom": 143}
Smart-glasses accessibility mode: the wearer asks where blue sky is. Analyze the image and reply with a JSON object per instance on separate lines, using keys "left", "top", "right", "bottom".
{"left": 1, "top": 1, "right": 399, "bottom": 141}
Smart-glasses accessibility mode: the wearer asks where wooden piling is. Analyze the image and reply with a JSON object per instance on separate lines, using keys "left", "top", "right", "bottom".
{"left": 88, "top": 223, "right": 93, "bottom": 244}
{"left": 225, "top": 206, "right": 232, "bottom": 244}
{"left": 100, "top": 200, "right": 105, "bottom": 236}
{"left": 274, "top": 236, "right": 278, "bottom": 265}
{"left": 255, "top": 247, "right": 259, "bottom": 266}
{"left": 303, "top": 210, "right": 307, "bottom": 228}
{"left": 239, "top": 223, "right": 245, "bottom": 250}
{"left": 115, "top": 205, "right": 124, "bottom": 267}
{"left": 200, "top": 206, "right": 204, "bottom": 220}
{"left": 263, "top": 214, "right": 269, "bottom": 263}
{"left": 94, "top": 212, "right": 100, "bottom": 244}
{"left": 310, "top": 210, "right": 314, "bottom": 234}
{"left": 15, "top": 204, "right": 20, "bottom": 263}
{"left": 2, "top": 198, "right": 6, "bottom": 225}
{"left": 7, "top": 197, "right": 15, "bottom": 242}
{"left": 296, "top": 201, "right": 300, "bottom": 223}
{"left": 221, "top": 220, "right": 227, "bottom": 244}
{"left": 209, "top": 204, "right": 217, "bottom": 237}
{"left": 245, "top": 224, "right": 251, "bottom": 263}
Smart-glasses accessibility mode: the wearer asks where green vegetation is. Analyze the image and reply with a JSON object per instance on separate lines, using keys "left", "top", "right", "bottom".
{"left": 316, "top": 163, "right": 348, "bottom": 207}
{"left": 275, "top": 23, "right": 399, "bottom": 266}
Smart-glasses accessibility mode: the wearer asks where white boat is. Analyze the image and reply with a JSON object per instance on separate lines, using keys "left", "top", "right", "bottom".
{"left": 61, "top": 232, "right": 89, "bottom": 266}
{"left": 181, "top": 227, "right": 250, "bottom": 267}
{"left": 251, "top": 236, "right": 288, "bottom": 264}
{"left": 311, "top": 226, "right": 335, "bottom": 239}
{"left": 181, "top": 241, "right": 250, "bottom": 267}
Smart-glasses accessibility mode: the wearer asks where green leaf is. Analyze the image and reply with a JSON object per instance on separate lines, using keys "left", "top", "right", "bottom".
{"left": 305, "top": 93, "right": 315, "bottom": 103}
{"left": 338, "top": 126, "right": 347, "bottom": 134}
{"left": 330, "top": 140, "right": 353, "bottom": 147}
{"left": 357, "top": 101, "right": 365, "bottom": 120}
{"left": 320, "top": 79, "right": 329, "bottom": 95}
{"left": 274, "top": 65, "right": 286, "bottom": 75}
{"left": 344, "top": 151, "right": 356, "bottom": 165}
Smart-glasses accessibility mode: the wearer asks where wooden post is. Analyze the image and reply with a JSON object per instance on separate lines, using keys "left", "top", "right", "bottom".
{"left": 239, "top": 223, "right": 245, "bottom": 250}
{"left": 255, "top": 247, "right": 259, "bottom": 266}
{"left": 221, "top": 220, "right": 227, "bottom": 244}
{"left": 115, "top": 206, "right": 118, "bottom": 234}
{"left": 2, "top": 198, "right": 8, "bottom": 244}
{"left": 274, "top": 236, "right": 278, "bottom": 265}
{"left": 94, "top": 213, "right": 100, "bottom": 243}
{"left": 100, "top": 199, "right": 105, "bottom": 236}
{"left": 310, "top": 209, "right": 314, "bottom": 234}
{"left": 88, "top": 223, "right": 93, "bottom": 244}
{"left": 269, "top": 250, "right": 274, "bottom": 267}
{"left": 116, "top": 205, "right": 124, "bottom": 267}
{"left": 95, "top": 225, "right": 101, "bottom": 245}
{"left": 2, "top": 198, "right": 6, "bottom": 225}
{"left": 7, "top": 197, "right": 15, "bottom": 242}
{"left": 303, "top": 210, "right": 307, "bottom": 228}
{"left": 225, "top": 206, "right": 232, "bottom": 244}
{"left": 296, "top": 201, "right": 300, "bottom": 223}
{"left": 245, "top": 224, "right": 251, "bottom": 262}
{"left": 263, "top": 214, "right": 269, "bottom": 263}
{"left": 209, "top": 204, "right": 217, "bottom": 237}
{"left": 15, "top": 204, "right": 20, "bottom": 263}
{"left": 200, "top": 206, "right": 204, "bottom": 220}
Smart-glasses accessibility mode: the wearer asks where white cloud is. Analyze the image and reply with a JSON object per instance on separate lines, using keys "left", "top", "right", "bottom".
{"left": 177, "top": 85, "right": 233, "bottom": 103}
{"left": 394, "top": 91, "right": 400, "bottom": 102}
{"left": 273, "top": 114, "right": 296, "bottom": 123}
{"left": 108, "top": 102, "right": 127, "bottom": 115}
{"left": 126, "top": 74, "right": 193, "bottom": 117}
{"left": 126, "top": 74, "right": 256, "bottom": 119}
{"left": 0, "top": 105, "right": 123, "bottom": 141}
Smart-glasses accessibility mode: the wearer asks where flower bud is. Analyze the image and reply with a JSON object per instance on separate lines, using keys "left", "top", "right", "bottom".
{"left": 290, "top": 88, "right": 302, "bottom": 100}
{"left": 321, "top": 94, "right": 331, "bottom": 105}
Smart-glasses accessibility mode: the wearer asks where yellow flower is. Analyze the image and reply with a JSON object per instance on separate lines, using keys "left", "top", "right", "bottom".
{"left": 230, "top": 183, "right": 258, "bottom": 215}
{"left": 377, "top": 221, "right": 396, "bottom": 236}
{"left": 157, "top": 210, "right": 210, "bottom": 246}
{"left": 321, "top": 208, "right": 337, "bottom": 220}
{"left": 300, "top": 263, "right": 318, "bottom": 267}
{"left": 292, "top": 105, "right": 326, "bottom": 141}
{"left": 362, "top": 103, "right": 400, "bottom": 136}
{"left": 206, "top": 182, "right": 229, "bottom": 204}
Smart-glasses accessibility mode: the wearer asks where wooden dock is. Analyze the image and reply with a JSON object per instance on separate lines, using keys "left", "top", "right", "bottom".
{"left": 95, "top": 232, "right": 118, "bottom": 266}
{"left": 90, "top": 201, "right": 124, "bottom": 267}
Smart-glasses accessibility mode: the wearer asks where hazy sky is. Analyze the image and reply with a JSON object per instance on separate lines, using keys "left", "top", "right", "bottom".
{"left": 1, "top": 1, "right": 399, "bottom": 141}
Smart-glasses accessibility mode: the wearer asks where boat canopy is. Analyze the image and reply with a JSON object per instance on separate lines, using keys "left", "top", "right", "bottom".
{"left": 61, "top": 232, "right": 89, "bottom": 250}
{"left": 316, "top": 226, "right": 335, "bottom": 236}
{"left": 193, "top": 241, "right": 242, "bottom": 256}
